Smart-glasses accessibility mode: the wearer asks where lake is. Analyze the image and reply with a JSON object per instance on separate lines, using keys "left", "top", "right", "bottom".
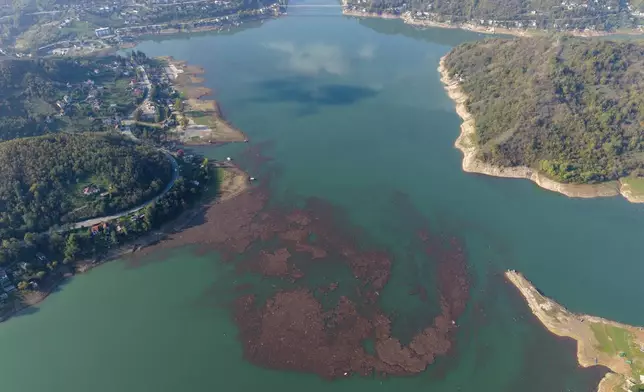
{"left": 1, "top": 1, "right": 642, "bottom": 391}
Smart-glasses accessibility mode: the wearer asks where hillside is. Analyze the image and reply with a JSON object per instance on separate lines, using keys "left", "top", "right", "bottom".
{"left": 0, "top": 56, "right": 143, "bottom": 141}
{"left": 0, "top": 133, "right": 172, "bottom": 239}
{"left": 442, "top": 37, "right": 644, "bottom": 185}
{"left": 344, "top": 0, "right": 643, "bottom": 31}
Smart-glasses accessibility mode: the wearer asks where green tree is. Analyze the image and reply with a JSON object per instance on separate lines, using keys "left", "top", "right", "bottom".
{"left": 143, "top": 204, "right": 156, "bottom": 229}
{"left": 133, "top": 108, "right": 142, "bottom": 122}
{"left": 174, "top": 98, "right": 183, "bottom": 112}
{"left": 110, "top": 230, "right": 118, "bottom": 245}
{"left": 64, "top": 233, "right": 80, "bottom": 262}
{"left": 35, "top": 270, "right": 46, "bottom": 279}
{"left": 23, "top": 232, "right": 35, "bottom": 245}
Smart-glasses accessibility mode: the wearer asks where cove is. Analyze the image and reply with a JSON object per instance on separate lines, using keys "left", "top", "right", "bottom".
{"left": 0, "top": 1, "right": 641, "bottom": 391}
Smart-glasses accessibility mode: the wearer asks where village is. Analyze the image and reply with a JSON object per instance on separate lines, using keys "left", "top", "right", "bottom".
{"left": 343, "top": 0, "right": 644, "bottom": 33}
{"left": 0, "top": 0, "right": 286, "bottom": 58}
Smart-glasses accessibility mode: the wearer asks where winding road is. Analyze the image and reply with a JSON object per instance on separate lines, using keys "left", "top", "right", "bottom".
{"left": 47, "top": 65, "right": 180, "bottom": 233}
{"left": 66, "top": 149, "right": 179, "bottom": 230}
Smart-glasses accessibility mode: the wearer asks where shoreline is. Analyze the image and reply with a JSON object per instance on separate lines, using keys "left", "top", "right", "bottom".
{"left": 342, "top": 7, "right": 644, "bottom": 38}
{"left": 505, "top": 270, "right": 644, "bottom": 392}
{"left": 162, "top": 56, "right": 248, "bottom": 145}
{"left": 1, "top": 162, "right": 249, "bottom": 322}
{"left": 437, "top": 55, "right": 644, "bottom": 203}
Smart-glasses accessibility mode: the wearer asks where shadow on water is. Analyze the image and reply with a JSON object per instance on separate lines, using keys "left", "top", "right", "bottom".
{"left": 12, "top": 305, "right": 40, "bottom": 319}
{"left": 251, "top": 77, "right": 380, "bottom": 113}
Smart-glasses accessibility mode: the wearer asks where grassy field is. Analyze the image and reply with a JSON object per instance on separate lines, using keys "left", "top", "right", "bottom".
{"left": 591, "top": 323, "right": 644, "bottom": 378}
{"left": 621, "top": 177, "right": 644, "bottom": 197}
{"left": 187, "top": 110, "right": 211, "bottom": 127}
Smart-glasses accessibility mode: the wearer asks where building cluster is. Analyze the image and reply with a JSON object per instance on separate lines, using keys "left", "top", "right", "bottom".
{"left": 52, "top": 59, "right": 143, "bottom": 124}
{"left": 344, "top": 0, "right": 643, "bottom": 31}
{"left": 32, "top": 0, "right": 283, "bottom": 57}
{"left": 0, "top": 253, "right": 49, "bottom": 304}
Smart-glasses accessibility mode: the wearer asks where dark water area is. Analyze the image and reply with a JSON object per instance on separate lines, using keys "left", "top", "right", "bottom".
{"left": 0, "top": 1, "right": 636, "bottom": 391}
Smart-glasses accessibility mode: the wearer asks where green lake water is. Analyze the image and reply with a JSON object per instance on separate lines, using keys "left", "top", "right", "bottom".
{"left": 1, "top": 2, "right": 643, "bottom": 391}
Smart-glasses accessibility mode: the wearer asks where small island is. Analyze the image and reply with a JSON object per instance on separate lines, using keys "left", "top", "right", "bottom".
{"left": 506, "top": 270, "right": 644, "bottom": 392}
{"left": 440, "top": 37, "right": 644, "bottom": 202}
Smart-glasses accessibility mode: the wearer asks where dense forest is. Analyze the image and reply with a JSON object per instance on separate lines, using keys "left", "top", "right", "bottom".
{"left": 444, "top": 37, "right": 644, "bottom": 184}
{"left": 346, "top": 0, "right": 641, "bottom": 31}
{"left": 0, "top": 56, "right": 141, "bottom": 141}
{"left": 0, "top": 132, "right": 172, "bottom": 239}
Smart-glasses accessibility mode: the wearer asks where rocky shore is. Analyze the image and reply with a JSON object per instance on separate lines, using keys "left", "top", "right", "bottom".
{"left": 505, "top": 270, "right": 644, "bottom": 392}
{"left": 438, "top": 55, "right": 644, "bottom": 203}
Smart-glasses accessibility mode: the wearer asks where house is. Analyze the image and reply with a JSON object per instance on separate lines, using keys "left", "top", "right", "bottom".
{"left": 83, "top": 186, "right": 100, "bottom": 196}
{"left": 95, "top": 27, "right": 112, "bottom": 38}
{"left": 91, "top": 224, "right": 101, "bottom": 235}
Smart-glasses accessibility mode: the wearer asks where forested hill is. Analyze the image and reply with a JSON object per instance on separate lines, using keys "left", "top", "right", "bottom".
{"left": 345, "top": 0, "right": 643, "bottom": 31}
{"left": 0, "top": 56, "right": 141, "bottom": 141}
{"left": 443, "top": 37, "right": 644, "bottom": 184}
{"left": 0, "top": 133, "right": 172, "bottom": 239}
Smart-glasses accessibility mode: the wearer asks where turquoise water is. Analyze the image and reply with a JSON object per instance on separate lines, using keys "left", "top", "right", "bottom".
{"left": 0, "top": 2, "right": 640, "bottom": 391}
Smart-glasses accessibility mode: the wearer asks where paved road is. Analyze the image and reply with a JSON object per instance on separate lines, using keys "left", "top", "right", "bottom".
{"left": 51, "top": 66, "right": 179, "bottom": 233}
{"left": 64, "top": 149, "right": 179, "bottom": 231}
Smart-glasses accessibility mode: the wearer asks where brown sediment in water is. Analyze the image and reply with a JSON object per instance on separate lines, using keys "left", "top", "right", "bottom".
{"left": 133, "top": 145, "right": 470, "bottom": 378}
{"left": 231, "top": 198, "right": 469, "bottom": 378}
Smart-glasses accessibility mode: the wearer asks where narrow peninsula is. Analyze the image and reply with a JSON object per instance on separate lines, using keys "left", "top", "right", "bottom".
{"left": 506, "top": 271, "right": 644, "bottom": 392}
{"left": 439, "top": 37, "right": 644, "bottom": 203}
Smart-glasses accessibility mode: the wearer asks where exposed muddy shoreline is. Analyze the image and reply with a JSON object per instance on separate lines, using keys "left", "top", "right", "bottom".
{"left": 438, "top": 55, "right": 643, "bottom": 203}
{"left": 162, "top": 56, "right": 248, "bottom": 145}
